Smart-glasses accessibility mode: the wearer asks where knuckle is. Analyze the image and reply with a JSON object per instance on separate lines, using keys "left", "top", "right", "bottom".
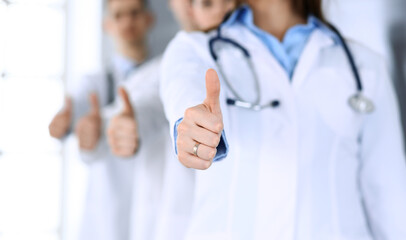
{"left": 117, "top": 151, "right": 125, "bottom": 158}
{"left": 112, "top": 117, "right": 120, "bottom": 125}
{"left": 106, "top": 124, "right": 114, "bottom": 133}
{"left": 122, "top": 151, "right": 130, "bottom": 157}
{"left": 208, "top": 149, "right": 217, "bottom": 160}
{"left": 212, "top": 136, "right": 220, "bottom": 147}
{"left": 177, "top": 122, "right": 187, "bottom": 134}
{"left": 201, "top": 160, "right": 212, "bottom": 170}
{"left": 178, "top": 151, "right": 187, "bottom": 161}
{"left": 215, "top": 122, "right": 224, "bottom": 133}
{"left": 176, "top": 138, "right": 184, "bottom": 149}
{"left": 179, "top": 157, "right": 191, "bottom": 168}
{"left": 184, "top": 108, "right": 194, "bottom": 119}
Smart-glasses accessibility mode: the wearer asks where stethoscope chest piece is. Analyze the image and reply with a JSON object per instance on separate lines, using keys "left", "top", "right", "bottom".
{"left": 348, "top": 93, "right": 375, "bottom": 114}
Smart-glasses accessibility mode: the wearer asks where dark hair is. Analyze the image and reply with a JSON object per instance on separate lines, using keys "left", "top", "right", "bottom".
{"left": 291, "top": 0, "right": 325, "bottom": 22}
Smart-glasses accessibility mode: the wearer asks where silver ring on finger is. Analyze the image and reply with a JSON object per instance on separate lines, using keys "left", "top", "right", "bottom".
{"left": 193, "top": 142, "right": 200, "bottom": 157}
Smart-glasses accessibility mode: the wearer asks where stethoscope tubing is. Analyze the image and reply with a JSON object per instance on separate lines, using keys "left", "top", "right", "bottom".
{"left": 209, "top": 14, "right": 374, "bottom": 113}
{"left": 326, "top": 23, "right": 363, "bottom": 92}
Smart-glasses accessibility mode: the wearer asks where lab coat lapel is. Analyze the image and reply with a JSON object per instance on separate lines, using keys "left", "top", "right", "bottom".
{"left": 292, "top": 29, "right": 335, "bottom": 90}
{"left": 226, "top": 25, "right": 295, "bottom": 122}
{"left": 225, "top": 24, "right": 292, "bottom": 91}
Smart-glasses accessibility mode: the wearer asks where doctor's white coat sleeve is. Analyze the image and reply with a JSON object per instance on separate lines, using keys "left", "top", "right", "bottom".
{"left": 158, "top": 33, "right": 210, "bottom": 240}
{"left": 159, "top": 33, "right": 215, "bottom": 147}
{"left": 68, "top": 74, "right": 106, "bottom": 126}
{"left": 66, "top": 73, "right": 113, "bottom": 163}
{"left": 360, "top": 61, "right": 406, "bottom": 240}
{"left": 123, "top": 57, "right": 167, "bottom": 144}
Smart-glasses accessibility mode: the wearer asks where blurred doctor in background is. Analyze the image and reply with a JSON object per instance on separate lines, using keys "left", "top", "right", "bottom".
{"left": 168, "top": 0, "right": 197, "bottom": 31}
{"left": 106, "top": 0, "right": 236, "bottom": 238}
{"left": 49, "top": 0, "right": 154, "bottom": 239}
{"left": 190, "top": 0, "right": 239, "bottom": 32}
{"left": 93, "top": 1, "right": 239, "bottom": 240}
{"left": 106, "top": 45, "right": 166, "bottom": 240}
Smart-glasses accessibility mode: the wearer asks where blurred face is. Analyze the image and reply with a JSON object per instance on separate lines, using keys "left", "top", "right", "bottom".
{"left": 105, "top": 0, "right": 153, "bottom": 47}
{"left": 169, "top": 0, "right": 197, "bottom": 31}
{"left": 192, "top": 0, "right": 236, "bottom": 31}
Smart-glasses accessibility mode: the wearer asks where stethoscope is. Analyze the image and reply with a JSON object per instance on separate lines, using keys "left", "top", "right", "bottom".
{"left": 208, "top": 19, "right": 375, "bottom": 114}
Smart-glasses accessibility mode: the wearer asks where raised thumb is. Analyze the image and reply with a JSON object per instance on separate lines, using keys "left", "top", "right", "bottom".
{"left": 119, "top": 87, "right": 133, "bottom": 116}
{"left": 204, "top": 69, "right": 221, "bottom": 114}
{"left": 89, "top": 93, "right": 100, "bottom": 115}
{"left": 64, "top": 96, "right": 73, "bottom": 114}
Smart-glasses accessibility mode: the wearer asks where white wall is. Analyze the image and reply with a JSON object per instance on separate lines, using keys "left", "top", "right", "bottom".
{"left": 324, "top": 0, "right": 389, "bottom": 59}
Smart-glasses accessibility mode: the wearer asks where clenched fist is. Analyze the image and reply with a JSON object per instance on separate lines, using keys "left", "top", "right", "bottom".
{"left": 176, "top": 69, "right": 224, "bottom": 170}
{"left": 107, "top": 87, "right": 139, "bottom": 157}
{"left": 75, "top": 93, "right": 102, "bottom": 150}
{"left": 49, "top": 97, "right": 73, "bottom": 139}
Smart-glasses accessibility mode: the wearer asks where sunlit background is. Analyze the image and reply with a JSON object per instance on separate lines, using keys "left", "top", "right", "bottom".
{"left": 0, "top": 0, "right": 404, "bottom": 239}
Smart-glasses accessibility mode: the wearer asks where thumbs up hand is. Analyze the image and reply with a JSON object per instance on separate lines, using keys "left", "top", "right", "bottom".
{"left": 176, "top": 69, "right": 224, "bottom": 170}
{"left": 107, "top": 87, "right": 139, "bottom": 157}
{"left": 49, "top": 97, "right": 73, "bottom": 139}
{"left": 75, "top": 93, "right": 102, "bottom": 150}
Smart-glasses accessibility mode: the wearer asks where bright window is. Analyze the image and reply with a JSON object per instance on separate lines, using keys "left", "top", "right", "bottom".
{"left": 0, "top": 0, "right": 66, "bottom": 239}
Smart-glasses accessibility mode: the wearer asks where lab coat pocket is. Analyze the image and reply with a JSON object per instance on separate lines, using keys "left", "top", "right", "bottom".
{"left": 307, "top": 68, "right": 366, "bottom": 140}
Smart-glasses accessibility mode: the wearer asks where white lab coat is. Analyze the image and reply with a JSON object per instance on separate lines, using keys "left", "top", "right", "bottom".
{"left": 154, "top": 150, "right": 196, "bottom": 240}
{"left": 160, "top": 23, "right": 406, "bottom": 240}
{"left": 76, "top": 56, "right": 173, "bottom": 240}
{"left": 76, "top": 62, "right": 135, "bottom": 240}
{"left": 79, "top": 56, "right": 172, "bottom": 240}
{"left": 120, "top": 57, "right": 174, "bottom": 240}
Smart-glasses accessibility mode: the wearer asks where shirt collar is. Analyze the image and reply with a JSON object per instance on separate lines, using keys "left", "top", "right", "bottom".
{"left": 222, "top": 4, "right": 249, "bottom": 27}
{"left": 112, "top": 54, "right": 138, "bottom": 78}
{"left": 222, "top": 5, "right": 340, "bottom": 44}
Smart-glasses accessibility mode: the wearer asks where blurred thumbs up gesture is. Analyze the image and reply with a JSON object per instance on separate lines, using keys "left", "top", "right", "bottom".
{"left": 107, "top": 87, "right": 139, "bottom": 157}
{"left": 49, "top": 97, "right": 73, "bottom": 139}
{"left": 75, "top": 93, "right": 102, "bottom": 150}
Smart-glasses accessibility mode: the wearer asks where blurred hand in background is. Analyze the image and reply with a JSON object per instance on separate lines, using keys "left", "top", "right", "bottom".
{"left": 75, "top": 93, "right": 101, "bottom": 151}
{"left": 49, "top": 97, "right": 72, "bottom": 139}
{"left": 107, "top": 87, "right": 139, "bottom": 157}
